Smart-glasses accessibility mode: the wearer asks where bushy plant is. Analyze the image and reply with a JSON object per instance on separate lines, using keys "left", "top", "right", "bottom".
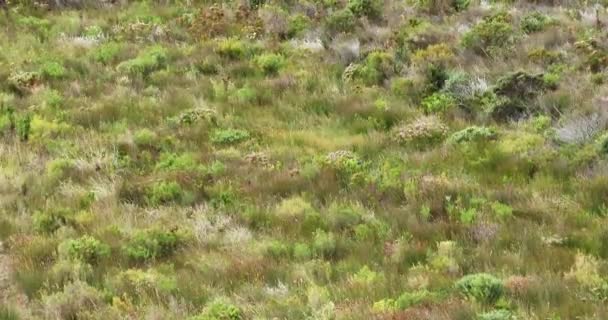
{"left": 123, "top": 228, "right": 184, "bottom": 261}
{"left": 448, "top": 126, "right": 497, "bottom": 144}
{"left": 478, "top": 309, "right": 512, "bottom": 320}
{"left": 190, "top": 299, "right": 243, "bottom": 320}
{"left": 391, "top": 116, "right": 448, "bottom": 147}
{"left": 313, "top": 229, "right": 337, "bottom": 258}
{"left": 146, "top": 181, "right": 184, "bottom": 206}
{"left": 521, "top": 11, "right": 551, "bottom": 34}
{"left": 39, "top": 61, "right": 66, "bottom": 79}
{"left": 422, "top": 92, "right": 456, "bottom": 113}
{"left": 211, "top": 128, "right": 250, "bottom": 145}
{"left": 117, "top": 46, "right": 168, "bottom": 77}
{"left": 288, "top": 14, "right": 310, "bottom": 38}
{"left": 344, "top": 51, "right": 394, "bottom": 86}
{"left": 217, "top": 38, "right": 249, "bottom": 60}
{"left": 325, "top": 9, "right": 357, "bottom": 34}
{"left": 58, "top": 235, "right": 110, "bottom": 265}
{"left": 255, "top": 53, "right": 286, "bottom": 75}
{"left": 111, "top": 268, "right": 178, "bottom": 300}
{"left": 462, "top": 12, "right": 515, "bottom": 54}
{"left": 91, "top": 42, "right": 122, "bottom": 64}
{"left": 456, "top": 273, "right": 504, "bottom": 305}
{"left": 16, "top": 113, "right": 32, "bottom": 141}
{"left": 347, "top": 0, "right": 382, "bottom": 20}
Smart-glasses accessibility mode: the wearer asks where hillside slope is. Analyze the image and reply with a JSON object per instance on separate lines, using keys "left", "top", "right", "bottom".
{"left": 1, "top": 0, "right": 608, "bottom": 319}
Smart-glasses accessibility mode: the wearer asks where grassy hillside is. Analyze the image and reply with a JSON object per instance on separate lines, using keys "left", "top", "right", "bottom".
{"left": 1, "top": 0, "right": 608, "bottom": 319}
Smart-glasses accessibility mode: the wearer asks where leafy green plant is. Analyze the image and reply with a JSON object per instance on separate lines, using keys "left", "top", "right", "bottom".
{"left": 211, "top": 128, "right": 250, "bottom": 145}
{"left": 521, "top": 11, "right": 551, "bottom": 34}
{"left": 146, "top": 181, "right": 184, "bottom": 206}
{"left": 347, "top": 0, "right": 382, "bottom": 20}
{"left": 117, "top": 46, "right": 168, "bottom": 77}
{"left": 91, "top": 42, "right": 122, "bottom": 64}
{"left": 59, "top": 236, "right": 110, "bottom": 265}
{"left": 255, "top": 53, "right": 285, "bottom": 75}
{"left": 462, "top": 12, "right": 515, "bottom": 54}
{"left": 123, "top": 228, "right": 184, "bottom": 261}
{"left": 216, "top": 38, "right": 249, "bottom": 60}
{"left": 16, "top": 113, "right": 32, "bottom": 141}
{"left": 190, "top": 299, "right": 243, "bottom": 320}
{"left": 39, "top": 61, "right": 66, "bottom": 79}
{"left": 478, "top": 309, "right": 512, "bottom": 320}
{"left": 325, "top": 9, "right": 357, "bottom": 34}
{"left": 422, "top": 92, "right": 456, "bottom": 113}
{"left": 456, "top": 273, "right": 504, "bottom": 305}
{"left": 448, "top": 126, "right": 497, "bottom": 144}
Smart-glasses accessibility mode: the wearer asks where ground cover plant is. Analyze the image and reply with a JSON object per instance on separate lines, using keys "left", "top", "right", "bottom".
{"left": 1, "top": 0, "right": 608, "bottom": 319}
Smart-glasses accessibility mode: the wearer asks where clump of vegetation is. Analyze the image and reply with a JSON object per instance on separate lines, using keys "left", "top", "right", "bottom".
{"left": 462, "top": 12, "right": 515, "bottom": 54}
{"left": 520, "top": 11, "right": 552, "bottom": 34}
{"left": 456, "top": 273, "right": 504, "bottom": 305}
{"left": 117, "top": 46, "right": 168, "bottom": 77}
{"left": 123, "top": 228, "right": 185, "bottom": 262}
{"left": 58, "top": 236, "right": 110, "bottom": 265}
{"left": 448, "top": 126, "right": 497, "bottom": 144}
{"left": 255, "top": 53, "right": 286, "bottom": 75}
{"left": 211, "top": 128, "right": 251, "bottom": 145}
{"left": 391, "top": 116, "right": 448, "bottom": 147}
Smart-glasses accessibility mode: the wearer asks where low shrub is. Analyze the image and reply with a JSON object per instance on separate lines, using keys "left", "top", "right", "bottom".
{"left": 211, "top": 128, "right": 250, "bottom": 145}
{"left": 347, "top": 0, "right": 382, "bottom": 20}
{"left": 190, "top": 299, "right": 243, "bottom": 320}
{"left": 448, "top": 126, "right": 497, "bottom": 144}
{"left": 422, "top": 92, "right": 457, "bottom": 114}
{"left": 325, "top": 9, "right": 357, "bottom": 35}
{"left": 117, "top": 46, "right": 168, "bottom": 77}
{"left": 146, "top": 181, "right": 184, "bottom": 206}
{"left": 255, "top": 53, "right": 286, "bottom": 75}
{"left": 123, "top": 228, "right": 184, "bottom": 262}
{"left": 455, "top": 273, "right": 504, "bottom": 305}
{"left": 58, "top": 236, "right": 110, "bottom": 265}
{"left": 521, "top": 11, "right": 551, "bottom": 34}
{"left": 462, "top": 12, "right": 515, "bottom": 54}
{"left": 391, "top": 116, "right": 448, "bottom": 147}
